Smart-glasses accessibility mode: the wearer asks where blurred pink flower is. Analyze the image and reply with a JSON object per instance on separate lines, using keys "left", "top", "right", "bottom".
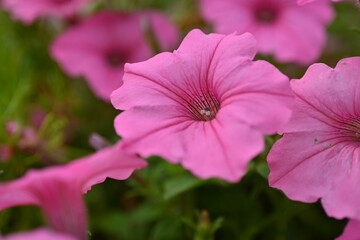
{"left": 0, "top": 144, "right": 12, "bottom": 162}
{"left": 5, "top": 121, "right": 39, "bottom": 152}
{"left": 336, "top": 220, "right": 360, "bottom": 240}
{"left": 0, "top": 228, "right": 77, "bottom": 240}
{"left": 0, "top": 142, "right": 146, "bottom": 239}
{"left": 4, "top": 109, "right": 46, "bottom": 153}
{"left": 51, "top": 11, "right": 179, "bottom": 101}
{"left": 5, "top": 121, "right": 20, "bottom": 136}
{"left": 199, "top": 0, "right": 334, "bottom": 65}
{"left": 111, "top": 29, "right": 293, "bottom": 182}
{"left": 268, "top": 57, "right": 360, "bottom": 220}
{"left": 30, "top": 108, "right": 47, "bottom": 129}
{"left": 18, "top": 127, "right": 39, "bottom": 150}
{"left": 88, "top": 133, "right": 110, "bottom": 150}
{"left": 2, "top": 0, "right": 93, "bottom": 24}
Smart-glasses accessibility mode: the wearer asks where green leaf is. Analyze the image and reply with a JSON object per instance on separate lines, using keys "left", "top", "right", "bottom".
{"left": 256, "top": 162, "right": 270, "bottom": 179}
{"left": 163, "top": 174, "right": 204, "bottom": 200}
{"left": 351, "top": 27, "right": 360, "bottom": 34}
{"left": 210, "top": 217, "right": 224, "bottom": 234}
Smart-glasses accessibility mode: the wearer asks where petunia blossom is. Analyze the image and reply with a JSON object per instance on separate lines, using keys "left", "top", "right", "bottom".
{"left": 51, "top": 11, "right": 179, "bottom": 101}
{"left": 199, "top": 0, "right": 334, "bottom": 65}
{"left": 267, "top": 57, "right": 360, "bottom": 220}
{"left": 336, "top": 220, "right": 360, "bottom": 240}
{"left": 111, "top": 29, "right": 293, "bottom": 182}
{"left": 0, "top": 142, "right": 147, "bottom": 240}
{"left": 2, "top": 0, "right": 93, "bottom": 24}
{"left": 0, "top": 228, "right": 77, "bottom": 240}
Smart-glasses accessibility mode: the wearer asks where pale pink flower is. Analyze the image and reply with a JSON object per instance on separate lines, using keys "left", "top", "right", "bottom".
{"left": 267, "top": 57, "right": 360, "bottom": 220}
{"left": 2, "top": 0, "right": 93, "bottom": 24}
{"left": 51, "top": 11, "right": 179, "bottom": 101}
{"left": 111, "top": 29, "right": 293, "bottom": 182}
{"left": 0, "top": 228, "right": 77, "bottom": 240}
{"left": 199, "top": 0, "right": 334, "bottom": 65}
{"left": 0, "top": 142, "right": 146, "bottom": 239}
{"left": 336, "top": 220, "right": 360, "bottom": 240}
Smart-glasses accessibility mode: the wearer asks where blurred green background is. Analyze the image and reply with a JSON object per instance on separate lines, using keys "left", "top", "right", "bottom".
{"left": 0, "top": 0, "right": 359, "bottom": 239}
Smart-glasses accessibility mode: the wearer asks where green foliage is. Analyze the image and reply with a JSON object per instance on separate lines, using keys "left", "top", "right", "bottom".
{"left": 163, "top": 174, "right": 205, "bottom": 200}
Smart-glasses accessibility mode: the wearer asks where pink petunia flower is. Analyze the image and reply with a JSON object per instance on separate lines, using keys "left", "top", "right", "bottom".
{"left": 111, "top": 29, "right": 293, "bottom": 182}
{"left": 2, "top": 0, "right": 93, "bottom": 24}
{"left": 0, "top": 142, "right": 147, "bottom": 240}
{"left": 336, "top": 220, "right": 360, "bottom": 240}
{"left": 199, "top": 0, "right": 334, "bottom": 65}
{"left": 51, "top": 11, "right": 179, "bottom": 101}
{"left": 0, "top": 228, "right": 77, "bottom": 240}
{"left": 267, "top": 57, "right": 360, "bottom": 220}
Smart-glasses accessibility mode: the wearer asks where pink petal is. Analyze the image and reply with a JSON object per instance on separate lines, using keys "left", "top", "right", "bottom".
{"left": 282, "top": 63, "right": 338, "bottom": 133}
{"left": 1, "top": 228, "right": 77, "bottom": 240}
{"left": 0, "top": 168, "right": 87, "bottom": 239}
{"left": 268, "top": 57, "right": 360, "bottom": 220}
{"left": 268, "top": 132, "right": 352, "bottom": 202}
{"left": 3, "top": 0, "right": 93, "bottom": 24}
{"left": 297, "top": 0, "right": 315, "bottom": 5}
{"left": 70, "top": 142, "right": 148, "bottom": 193}
{"left": 177, "top": 29, "right": 257, "bottom": 60}
{"left": 199, "top": 0, "right": 334, "bottom": 64}
{"left": 336, "top": 220, "right": 360, "bottom": 240}
{"left": 114, "top": 106, "right": 190, "bottom": 163}
{"left": 111, "top": 53, "right": 181, "bottom": 109}
{"left": 115, "top": 105, "right": 265, "bottom": 182}
{"left": 271, "top": 2, "right": 333, "bottom": 64}
{"left": 112, "top": 29, "right": 257, "bottom": 110}
{"left": 298, "top": 0, "right": 334, "bottom": 24}
{"left": 142, "top": 11, "right": 180, "bottom": 51}
{"left": 199, "top": 0, "right": 254, "bottom": 36}
{"left": 298, "top": 0, "right": 342, "bottom": 5}
{"left": 290, "top": 59, "right": 360, "bottom": 127}
{"left": 51, "top": 11, "right": 179, "bottom": 101}
{"left": 220, "top": 60, "right": 293, "bottom": 134}
{"left": 322, "top": 149, "right": 360, "bottom": 219}
{"left": 0, "top": 143, "right": 146, "bottom": 239}
{"left": 182, "top": 110, "right": 264, "bottom": 182}
{"left": 0, "top": 178, "right": 40, "bottom": 209}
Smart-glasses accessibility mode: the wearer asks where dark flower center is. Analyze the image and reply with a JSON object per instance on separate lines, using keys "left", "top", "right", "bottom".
{"left": 53, "top": 0, "right": 72, "bottom": 4}
{"left": 341, "top": 118, "right": 360, "bottom": 140}
{"left": 106, "top": 52, "right": 125, "bottom": 68}
{"left": 254, "top": 6, "right": 278, "bottom": 23}
{"left": 186, "top": 93, "right": 220, "bottom": 121}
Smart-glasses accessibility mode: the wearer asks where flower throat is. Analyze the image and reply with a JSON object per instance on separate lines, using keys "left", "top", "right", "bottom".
{"left": 186, "top": 93, "right": 220, "bottom": 121}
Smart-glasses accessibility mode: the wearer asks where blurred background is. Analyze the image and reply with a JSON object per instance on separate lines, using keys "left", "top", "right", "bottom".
{"left": 0, "top": 0, "right": 359, "bottom": 239}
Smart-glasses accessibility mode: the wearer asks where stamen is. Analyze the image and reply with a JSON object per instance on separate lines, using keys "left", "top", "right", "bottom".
{"left": 185, "top": 93, "right": 220, "bottom": 121}
{"left": 340, "top": 118, "right": 360, "bottom": 140}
